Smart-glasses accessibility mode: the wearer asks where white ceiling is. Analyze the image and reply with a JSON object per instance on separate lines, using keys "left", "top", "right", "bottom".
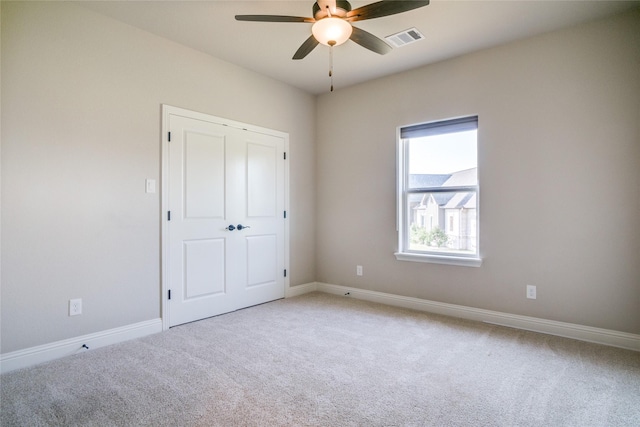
{"left": 80, "top": 1, "right": 639, "bottom": 95}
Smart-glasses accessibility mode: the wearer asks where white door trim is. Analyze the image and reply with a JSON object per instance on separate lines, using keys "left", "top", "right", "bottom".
{"left": 161, "top": 105, "right": 290, "bottom": 331}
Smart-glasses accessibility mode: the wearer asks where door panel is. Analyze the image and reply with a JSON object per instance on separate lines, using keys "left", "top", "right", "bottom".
{"left": 166, "top": 111, "right": 285, "bottom": 327}
{"left": 246, "top": 235, "right": 278, "bottom": 287}
{"left": 236, "top": 132, "right": 285, "bottom": 307}
{"left": 183, "top": 131, "right": 225, "bottom": 219}
{"left": 183, "top": 239, "right": 225, "bottom": 299}
{"left": 247, "top": 142, "right": 277, "bottom": 217}
{"left": 169, "top": 116, "right": 237, "bottom": 326}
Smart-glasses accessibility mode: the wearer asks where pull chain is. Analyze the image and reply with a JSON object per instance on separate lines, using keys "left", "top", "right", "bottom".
{"left": 328, "top": 40, "right": 336, "bottom": 92}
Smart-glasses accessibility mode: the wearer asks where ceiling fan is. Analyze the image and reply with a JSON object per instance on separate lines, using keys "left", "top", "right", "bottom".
{"left": 235, "top": 0, "right": 430, "bottom": 60}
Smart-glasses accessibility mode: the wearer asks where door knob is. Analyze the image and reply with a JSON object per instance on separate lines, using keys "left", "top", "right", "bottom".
{"left": 226, "top": 224, "right": 236, "bottom": 231}
{"left": 237, "top": 224, "right": 251, "bottom": 231}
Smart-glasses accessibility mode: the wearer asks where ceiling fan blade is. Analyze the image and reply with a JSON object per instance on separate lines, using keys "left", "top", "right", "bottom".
{"left": 346, "top": 0, "right": 429, "bottom": 22}
{"left": 293, "top": 35, "right": 320, "bottom": 60}
{"left": 235, "top": 15, "right": 315, "bottom": 23}
{"left": 350, "top": 26, "right": 392, "bottom": 55}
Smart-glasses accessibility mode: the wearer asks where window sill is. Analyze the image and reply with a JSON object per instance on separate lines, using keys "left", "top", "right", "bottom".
{"left": 394, "top": 252, "right": 482, "bottom": 267}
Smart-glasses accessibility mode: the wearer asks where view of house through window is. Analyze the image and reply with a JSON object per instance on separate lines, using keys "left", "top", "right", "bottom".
{"left": 399, "top": 117, "right": 479, "bottom": 260}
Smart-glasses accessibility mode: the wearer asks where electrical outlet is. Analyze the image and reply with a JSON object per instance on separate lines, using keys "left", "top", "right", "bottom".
{"left": 356, "top": 265, "right": 363, "bottom": 276}
{"left": 69, "top": 298, "right": 82, "bottom": 316}
{"left": 526, "top": 285, "right": 537, "bottom": 300}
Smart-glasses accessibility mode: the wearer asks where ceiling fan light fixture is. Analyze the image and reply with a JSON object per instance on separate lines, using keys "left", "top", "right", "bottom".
{"left": 312, "top": 17, "right": 352, "bottom": 46}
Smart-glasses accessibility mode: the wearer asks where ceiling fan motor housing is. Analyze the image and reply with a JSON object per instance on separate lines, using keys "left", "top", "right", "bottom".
{"left": 313, "top": 1, "right": 352, "bottom": 20}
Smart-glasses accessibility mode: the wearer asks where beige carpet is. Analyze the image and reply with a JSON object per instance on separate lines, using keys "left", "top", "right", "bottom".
{"left": 1, "top": 292, "right": 639, "bottom": 426}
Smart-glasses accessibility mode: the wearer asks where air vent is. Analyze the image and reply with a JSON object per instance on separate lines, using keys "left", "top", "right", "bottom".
{"left": 385, "top": 27, "right": 424, "bottom": 48}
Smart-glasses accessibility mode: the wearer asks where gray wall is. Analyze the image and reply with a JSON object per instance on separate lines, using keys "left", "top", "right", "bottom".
{"left": 316, "top": 10, "right": 640, "bottom": 334}
{"left": 2, "top": 2, "right": 638, "bottom": 356}
{"left": 1, "top": 2, "right": 316, "bottom": 353}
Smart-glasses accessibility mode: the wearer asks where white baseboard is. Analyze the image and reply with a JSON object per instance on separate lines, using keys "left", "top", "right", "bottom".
{"left": 285, "top": 282, "right": 318, "bottom": 298}
{"left": 1, "top": 318, "right": 163, "bottom": 374}
{"left": 314, "top": 282, "right": 640, "bottom": 352}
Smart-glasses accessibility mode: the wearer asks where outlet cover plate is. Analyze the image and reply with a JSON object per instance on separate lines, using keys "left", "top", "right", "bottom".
{"left": 526, "top": 285, "right": 537, "bottom": 300}
{"left": 69, "top": 298, "right": 82, "bottom": 316}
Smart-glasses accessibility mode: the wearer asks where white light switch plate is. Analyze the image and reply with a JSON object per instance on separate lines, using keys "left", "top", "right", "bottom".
{"left": 145, "top": 179, "right": 156, "bottom": 194}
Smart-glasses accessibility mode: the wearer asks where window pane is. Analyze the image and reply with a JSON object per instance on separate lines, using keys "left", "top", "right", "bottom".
{"left": 406, "top": 191, "right": 477, "bottom": 256}
{"left": 398, "top": 116, "right": 480, "bottom": 263}
{"left": 407, "top": 130, "right": 477, "bottom": 188}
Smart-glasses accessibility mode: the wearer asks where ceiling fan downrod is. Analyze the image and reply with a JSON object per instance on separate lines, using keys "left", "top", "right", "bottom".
{"left": 329, "top": 40, "right": 336, "bottom": 92}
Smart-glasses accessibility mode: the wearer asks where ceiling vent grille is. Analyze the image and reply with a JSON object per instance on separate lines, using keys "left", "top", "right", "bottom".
{"left": 385, "top": 27, "right": 424, "bottom": 48}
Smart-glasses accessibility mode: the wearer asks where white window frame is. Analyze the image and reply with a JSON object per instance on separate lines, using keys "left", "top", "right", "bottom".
{"left": 395, "top": 116, "right": 482, "bottom": 268}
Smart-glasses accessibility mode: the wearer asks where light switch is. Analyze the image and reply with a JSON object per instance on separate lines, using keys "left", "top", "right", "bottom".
{"left": 145, "top": 179, "right": 156, "bottom": 194}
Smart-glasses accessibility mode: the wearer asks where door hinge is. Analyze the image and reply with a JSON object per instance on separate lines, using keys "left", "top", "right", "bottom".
{"left": 167, "top": 211, "right": 171, "bottom": 221}
{"left": 284, "top": 210, "right": 287, "bottom": 219}
{"left": 168, "top": 131, "right": 171, "bottom": 142}
{"left": 283, "top": 152, "right": 286, "bottom": 160}
{"left": 284, "top": 269, "right": 287, "bottom": 277}
{"left": 168, "top": 289, "right": 171, "bottom": 300}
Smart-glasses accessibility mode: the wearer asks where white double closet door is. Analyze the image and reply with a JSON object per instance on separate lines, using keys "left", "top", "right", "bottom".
{"left": 164, "top": 107, "right": 286, "bottom": 327}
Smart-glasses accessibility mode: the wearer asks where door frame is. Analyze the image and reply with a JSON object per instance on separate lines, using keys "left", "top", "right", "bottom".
{"left": 160, "top": 105, "right": 290, "bottom": 331}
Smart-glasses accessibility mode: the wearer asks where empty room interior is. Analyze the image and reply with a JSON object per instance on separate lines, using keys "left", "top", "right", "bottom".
{"left": 1, "top": 1, "right": 639, "bottom": 425}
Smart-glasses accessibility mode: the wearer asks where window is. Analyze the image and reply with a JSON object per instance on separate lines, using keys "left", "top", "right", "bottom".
{"left": 395, "top": 116, "right": 481, "bottom": 267}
